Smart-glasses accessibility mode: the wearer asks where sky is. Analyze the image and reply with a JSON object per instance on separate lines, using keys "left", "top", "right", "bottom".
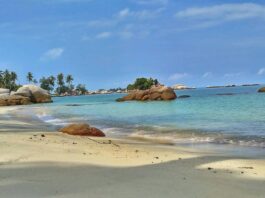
{"left": 1, "top": 0, "right": 265, "bottom": 89}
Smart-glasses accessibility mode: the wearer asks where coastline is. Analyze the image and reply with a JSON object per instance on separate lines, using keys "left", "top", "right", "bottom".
{"left": 0, "top": 106, "right": 265, "bottom": 197}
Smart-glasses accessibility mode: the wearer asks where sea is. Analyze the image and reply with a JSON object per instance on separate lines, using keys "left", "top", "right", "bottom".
{"left": 10, "top": 85, "right": 265, "bottom": 156}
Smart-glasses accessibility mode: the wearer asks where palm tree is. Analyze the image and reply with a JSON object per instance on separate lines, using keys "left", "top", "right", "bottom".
{"left": 27, "top": 72, "right": 33, "bottom": 83}
{"left": 3, "top": 70, "right": 11, "bottom": 89}
{"left": 56, "top": 73, "right": 66, "bottom": 94}
{"left": 66, "top": 74, "right": 74, "bottom": 92}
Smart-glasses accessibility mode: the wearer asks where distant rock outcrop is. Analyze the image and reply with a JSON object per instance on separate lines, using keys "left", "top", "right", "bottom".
{"left": 258, "top": 87, "right": 265, "bottom": 93}
{"left": 116, "top": 85, "right": 177, "bottom": 102}
{"left": 0, "top": 85, "right": 52, "bottom": 106}
{"left": 171, "top": 84, "right": 189, "bottom": 90}
{"left": 59, "top": 123, "right": 106, "bottom": 137}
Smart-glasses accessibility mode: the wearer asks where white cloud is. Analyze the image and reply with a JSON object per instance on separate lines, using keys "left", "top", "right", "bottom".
{"left": 117, "top": 7, "right": 164, "bottom": 19}
{"left": 95, "top": 32, "right": 112, "bottom": 39}
{"left": 258, "top": 68, "right": 265, "bottom": 75}
{"left": 169, "top": 73, "right": 189, "bottom": 81}
{"left": 175, "top": 3, "right": 265, "bottom": 28}
{"left": 202, "top": 72, "right": 212, "bottom": 78}
{"left": 41, "top": 48, "right": 64, "bottom": 60}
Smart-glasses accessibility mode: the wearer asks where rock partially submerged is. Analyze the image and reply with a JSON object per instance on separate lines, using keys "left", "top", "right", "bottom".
{"left": 0, "top": 85, "right": 52, "bottom": 106}
{"left": 258, "top": 87, "right": 265, "bottom": 93}
{"left": 116, "top": 86, "right": 177, "bottom": 102}
{"left": 178, "top": 95, "right": 191, "bottom": 99}
{"left": 59, "top": 123, "right": 106, "bottom": 137}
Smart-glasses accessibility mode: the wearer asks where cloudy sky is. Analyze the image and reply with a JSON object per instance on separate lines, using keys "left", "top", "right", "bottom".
{"left": 1, "top": 0, "right": 265, "bottom": 89}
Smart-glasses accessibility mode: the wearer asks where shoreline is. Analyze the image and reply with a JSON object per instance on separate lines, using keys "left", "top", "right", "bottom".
{"left": 0, "top": 106, "right": 265, "bottom": 197}
{"left": 1, "top": 105, "right": 265, "bottom": 156}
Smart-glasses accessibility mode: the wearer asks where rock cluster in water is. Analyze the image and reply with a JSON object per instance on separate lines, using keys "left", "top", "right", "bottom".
{"left": 116, "top": 85, "right": 177, "bottom": 102}
{"left": 59, "top": 123, "right": 106, "bottom": 137}
{"left": 0, "top": 85, "right": 52, "bottom": 106}
{"left": 258, "top": 87, "right": 265, "bottom": 93}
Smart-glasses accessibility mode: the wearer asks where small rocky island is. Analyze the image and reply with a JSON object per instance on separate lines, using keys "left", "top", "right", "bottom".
{"left": 116, "top": 78, "right": 177, "bottom": 102}
{"left": 116, "top": 85, "right": 177, "bottom": 102}
{"left": 0, "top": 85, "right": 52, "bottom": 106}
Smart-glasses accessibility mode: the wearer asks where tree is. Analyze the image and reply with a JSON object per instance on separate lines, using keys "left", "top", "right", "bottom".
{"left": 66, "top": 74, "right": 74, "bottom": 93}
{"left": 56, "top": 73, "right": 67, "bottom": 94}
{"left": 127, "top": 77, "right": 159, "bottom": 90}
{"left": 39, "top": 75, "right": 56, "bottom": 93}
{"left": 76, "top": 84, "right": 87, "bottom": 95}
{"left": 26, "top": 72, "right": 33, "bottom": 83}
{"left": 0, "top": 70, "right": 19, "bottom": 91}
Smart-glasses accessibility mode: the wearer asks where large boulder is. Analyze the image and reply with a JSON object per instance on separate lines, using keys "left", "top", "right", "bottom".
{"left": 18, "top": 85, "right": 52, "bottom": 103}
{"left": 11, "top": 87, "right": 31, "bottom": 97}
{"left": 59, "top": 123, "right": 106, "bottom": 137}
{"left": 0, "top": 88, "right": 10, "bottom": 94}
{"left": 161, "top": 87, "right": 177, "bottom": 100}
{"left": 0, "top": 95, "right": 32, "bottom": 106}
{"left": 116, "top": 85, "right": 177, "bottom": 102}
{"left": 258, "top": 87, "right": 265, "bottom": 93}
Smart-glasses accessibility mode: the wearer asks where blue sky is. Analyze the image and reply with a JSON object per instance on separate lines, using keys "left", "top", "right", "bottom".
{"left": 1, "top": 0, "right": 265, "bottom": 89}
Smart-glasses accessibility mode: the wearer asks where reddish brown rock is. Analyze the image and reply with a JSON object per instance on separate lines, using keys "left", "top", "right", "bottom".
{"left": 149, "top": 92, "right": 161, "bottom": 100}
{"left": 59, "top": 123, "right": 105, "bottom": 137}
{"left": 135, "top": 90, "right": 148, "bottom": 100}
{"left": 141, "top": 95, "right": 149, "bottom": 101}
{"left": 116, "top": 85, "right": 177, "bottom": 102}
{"left": 161, "top": 88, "right": 177, "bottom": 100}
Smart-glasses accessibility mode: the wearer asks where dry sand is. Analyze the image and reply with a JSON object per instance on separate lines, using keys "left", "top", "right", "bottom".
{"left": 0, "top": 107, "right": 265, "bottom": 198}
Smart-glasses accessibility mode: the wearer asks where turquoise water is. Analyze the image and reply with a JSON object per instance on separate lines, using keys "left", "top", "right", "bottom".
{"left": 28, "top": 85, "right": 265, "bottom": 148}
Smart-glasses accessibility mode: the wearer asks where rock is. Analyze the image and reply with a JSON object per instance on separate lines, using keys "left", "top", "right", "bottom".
{"left": 0, "top": 93, "right": 10, "bottom": 97}
{"left": 19, "top": 85, "right": 52, "bottom": 103}
{"left": 135, "top": 90, "right": 148, "bottom": 100}
{"left": 116, "top": 98, "right": 125, "bottom": 102}
{"left": 216, "top": 93, "right": 235, "bottom": 96}
{"left": 160, "top": 88, "right": 177, "bottom": 100}
{"left": 12, "top": 87, "right": 32, "bottom": 97}
{"left": 178, "top": 95, "right": 191, "bottom": 99}
{"left": 258, "top": 87, "right": 265, "bottom": 93}
{"left": 149, "top": 92, "right": 161, "bottom": 100}
{"left": 59, "top": 123, "right": 106, "bottom": 137}
{"left": 0, "top": 88, "right": 10, "bottom": 94}
{"left": 123, "top": 92, "right": 136, "bottom": 100}
{"left": 116, "top": 85, "right": 177, "bottom": 102}
{"left": 171, "top": 84, "right": 189, "bottom": 90}
{"left": 141, "top": 95, "right": 149, "bottom": 101}
{"left": 0, "top": 95, "right": 32, "bottom": 106}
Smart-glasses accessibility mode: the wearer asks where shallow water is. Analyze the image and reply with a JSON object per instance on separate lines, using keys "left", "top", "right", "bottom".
{"left": 10, "top": 85, "right": 265, "bottom": 152}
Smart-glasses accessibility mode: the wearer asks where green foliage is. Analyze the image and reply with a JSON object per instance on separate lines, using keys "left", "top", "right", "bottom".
{"left": 0, "top": 70, "right": 19, "bottom": 91}
{"left": 76, "top": 84, "right": 87, "bottom": 94}
{"left": 39, "top": 76, "right": 56, "bottom": 93}
{"left": 26, "top": 72, "right": 34, "bottom": 83}
{"left": 1, "top": 69, "right": 87, "bottom": 95}
{"left": 66, "top": 74, "right": 74, "bottom": 93}
{"left": 127, "top": 77, "right": 159, "bottom": 90}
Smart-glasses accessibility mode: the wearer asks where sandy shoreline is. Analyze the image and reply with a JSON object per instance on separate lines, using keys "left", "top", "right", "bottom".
{"left": 0, "top": 106, "right": 265, "bottom": 197}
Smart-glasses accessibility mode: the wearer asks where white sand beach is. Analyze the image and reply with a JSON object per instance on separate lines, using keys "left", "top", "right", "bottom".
{"left": 0, "top": 107, "right": 265, "bottom": 198}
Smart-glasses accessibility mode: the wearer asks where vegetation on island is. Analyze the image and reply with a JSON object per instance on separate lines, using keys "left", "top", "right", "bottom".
{"left": 127, "top": 77, "right": 159, "bottom": 90}
{"left": 0, "top": 70, "right": 87, "bottom": 95}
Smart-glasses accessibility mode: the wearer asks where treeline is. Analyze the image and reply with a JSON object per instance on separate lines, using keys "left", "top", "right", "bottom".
{"left": 127, "top": 77, "right": 159, "bottom": 90}
{"left": 0, "top": 70, "right": 87, "bottom": 95}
